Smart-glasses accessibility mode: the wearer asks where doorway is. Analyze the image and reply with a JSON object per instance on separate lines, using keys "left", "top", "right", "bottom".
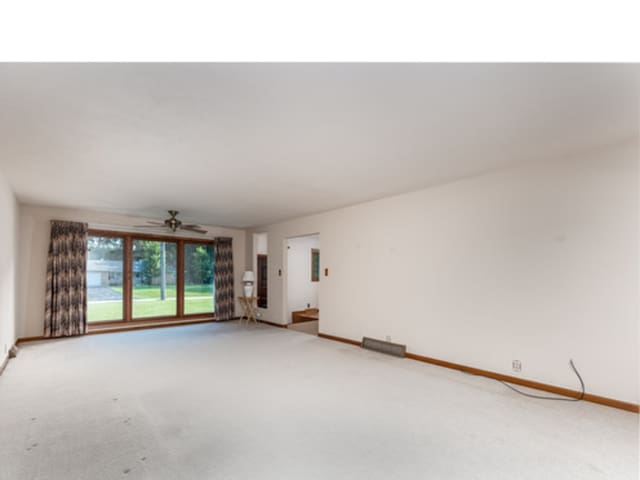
{"left": 285, "top": 233, "right": 320, "bottom": 336}
{"left": 252, "top": 233, "right": 268, "bottom": 316}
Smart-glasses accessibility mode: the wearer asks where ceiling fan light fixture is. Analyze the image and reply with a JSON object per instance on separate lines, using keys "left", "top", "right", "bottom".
{"left": 134, "top": 210, "right": 206, "bottom": 234}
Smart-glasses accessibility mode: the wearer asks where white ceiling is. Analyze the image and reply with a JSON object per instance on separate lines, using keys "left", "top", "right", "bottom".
{"left": 0, "top": 63, "right": 637, "bottom": 228}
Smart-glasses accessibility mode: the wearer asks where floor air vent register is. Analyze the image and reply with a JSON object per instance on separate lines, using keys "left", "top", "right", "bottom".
{"left": 361, "top": 337, "right": 406, "bottom": 358}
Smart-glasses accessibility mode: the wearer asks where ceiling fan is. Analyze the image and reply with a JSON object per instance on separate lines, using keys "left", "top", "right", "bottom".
{"left": 135, "top": 210, "right": 207, "bottom": 234}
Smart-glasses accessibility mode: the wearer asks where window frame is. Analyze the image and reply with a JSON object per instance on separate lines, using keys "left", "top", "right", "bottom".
{"left": 88, "top": 229, "right": 215, "bottom": 327}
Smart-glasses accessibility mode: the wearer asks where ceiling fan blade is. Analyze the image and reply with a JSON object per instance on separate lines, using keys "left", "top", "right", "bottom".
{"left": 181, "top": 224, "right": 202, "bottom": 228}
{"left": 146, "top": 221, "right": 165, "bottom": 225}
{"left": 180, "top": 225, "right": 207, "bottom": 234}
{"left": 134, "top": 225, "right": 166, "bottom": 229}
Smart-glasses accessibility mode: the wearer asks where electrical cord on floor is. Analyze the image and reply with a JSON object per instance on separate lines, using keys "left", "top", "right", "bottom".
{"left": 497, "top": 359, "right": 585, "bottom": 402}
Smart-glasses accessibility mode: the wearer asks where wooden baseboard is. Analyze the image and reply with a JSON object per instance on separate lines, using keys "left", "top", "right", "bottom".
{"left": 16, "top": 336, "right": 45, "bottom": 345}
{"left": 318, "top": 333, "right": 639, "bottom": 413}
{"left": 318, "top": 332, "right": 361, "bottom": 346}
{"left": 405, "top": 352, "right": 639, "bottom": 413}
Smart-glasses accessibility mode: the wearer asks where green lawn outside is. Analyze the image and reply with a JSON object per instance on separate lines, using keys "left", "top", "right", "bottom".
{"left": 111, "top": 284, "right": 213, "bottom": 299}
{"left": 87, "top": 301, "right": 123, "bottom": 322}
{"left": 88, "top": 284, "right": 214, "bottom": 322}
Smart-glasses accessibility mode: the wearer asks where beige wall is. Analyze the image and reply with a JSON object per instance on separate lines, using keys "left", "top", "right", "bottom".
{"left": 247, "top": 140, "right": 639, "bottom": 403}
{"left": 0, "top": 168, "right": 18, "bottom": 366}
{"left": 17, "top": 205, "right": 246, "bottom": 337}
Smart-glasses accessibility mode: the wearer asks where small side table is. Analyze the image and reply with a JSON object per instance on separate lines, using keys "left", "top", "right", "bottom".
{"left": 238, "top": 296, "right": 258, "bottom": 325}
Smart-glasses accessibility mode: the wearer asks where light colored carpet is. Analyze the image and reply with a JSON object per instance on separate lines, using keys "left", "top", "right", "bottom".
{"left": 0, "top": 322, "right": 637, "bottom": 480}
{"left": 287, "top": 320, "right": 319, "bottom": 336}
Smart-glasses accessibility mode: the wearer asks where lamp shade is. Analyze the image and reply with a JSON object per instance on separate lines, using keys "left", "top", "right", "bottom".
{"left": 242, "top": 271, "right": 255, "bottom": 282}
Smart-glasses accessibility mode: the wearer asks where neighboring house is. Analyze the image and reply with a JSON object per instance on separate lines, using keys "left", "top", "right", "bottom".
{"left": 87, "top": 260, "right": 123, "bottom": 287}
{"left": 87, "top": 259, "right": 176, "bottom": 287}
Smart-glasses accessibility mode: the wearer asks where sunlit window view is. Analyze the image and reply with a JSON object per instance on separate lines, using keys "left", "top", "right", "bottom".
{"left": 86, "top": 234, "right": 214, "bottom": 322}
{"left": 87, "top": 236, "right": 124, "bottom": 322}
{"left": 132, "top": 240, "right": 178, "bottom": 318}
{"left": 184, "top": 243, "right": 215, "bottom": 314}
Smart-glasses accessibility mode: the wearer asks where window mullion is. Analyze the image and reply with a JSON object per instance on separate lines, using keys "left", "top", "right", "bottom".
{"left": 177, "top": 240, "right": 185, "bottom": 317}
{"left": 124, "top": 235, "right": 133, "bottom": 322}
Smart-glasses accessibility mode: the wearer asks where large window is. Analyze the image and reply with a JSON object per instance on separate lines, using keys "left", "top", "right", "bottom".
{"left": 132, "top": 240, "right": 178, "bottom": 319}
{"left": 86, "top": 231, "right": 215, "bottom": 324}
{"left": 184, "top": 243, "right": 214, "bottom": 314}
{"left": 87, "top": 236, "right": 124, "bottom": 322}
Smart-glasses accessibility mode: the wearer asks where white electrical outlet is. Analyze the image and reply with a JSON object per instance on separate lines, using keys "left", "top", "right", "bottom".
{"left": 512, "top": 360, "right": 522, "bottom": 372}
{"left": 385, "top": 335, "right": 391, "bottom": 342}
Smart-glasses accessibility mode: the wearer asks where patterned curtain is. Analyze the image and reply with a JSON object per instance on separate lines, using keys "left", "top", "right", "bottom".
{"left": 44, "top": 220, "right": 89, "bottom": 337}
{"left": 213, "top": 237, "right": 234, "bottom": 321}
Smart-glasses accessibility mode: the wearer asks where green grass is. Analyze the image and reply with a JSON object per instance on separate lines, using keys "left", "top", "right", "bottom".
{"left": 88, "top": 284, "right": 214, "bottom": 322}
{"left": 132, "top": 298, "right": 178, "bottom": 318}
{"left": 184, "top": 298, "right": 214, "bottom": 315}
{"left": 87, "top": 301, "right": 125, "bottom": 322}
{"left": 111, "top": 284, "right": 213, "bottom": 300}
